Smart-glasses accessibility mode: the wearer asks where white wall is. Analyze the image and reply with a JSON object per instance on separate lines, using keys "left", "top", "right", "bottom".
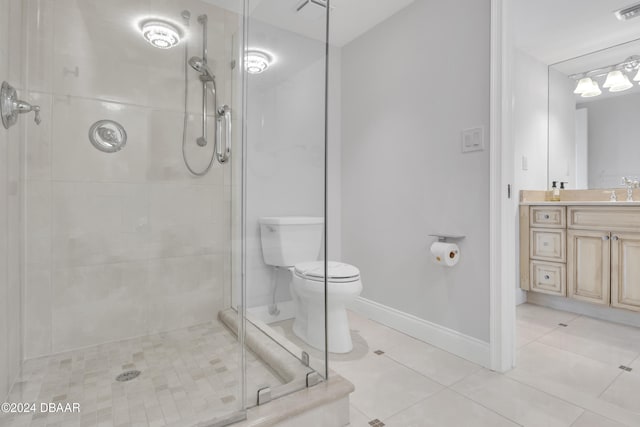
{"left": 512, "top": 49, "right": 550, "bottom": 305}
{"left": 244, "top": 18, "right": 341, "bottom": 310}
{"left": 0, "top": 0, "right": 23, "bottom": 399}
{"left": 22, "top": 1, "right": 237, "bottom": 357}
{"left": 513, "top": 49, "right": 549, "bottom": 192}
{"left": 575, "top": 108, "right": 588, "bottom": 188}
{"left": 548, "top": 68, "right": 577, "bottom": 189}
{"left": 580, "top": 93, "right": 640, "bottom": 188}
{"left": 341, "top": 0, "right": 491, "bottom": 342}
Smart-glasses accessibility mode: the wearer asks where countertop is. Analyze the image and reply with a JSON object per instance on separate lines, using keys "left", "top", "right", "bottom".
{"left": 520, "top": 201, "right": 640, "bottom": 206}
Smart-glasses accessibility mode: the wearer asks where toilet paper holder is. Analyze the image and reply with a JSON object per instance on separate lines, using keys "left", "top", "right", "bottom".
{"left": 428, "top": 234, "right": 466, "bottom": 243}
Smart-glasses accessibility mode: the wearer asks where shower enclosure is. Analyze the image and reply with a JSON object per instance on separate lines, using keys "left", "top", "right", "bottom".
{"left": 0, "top": 0, "right": 330, "bottom": 426}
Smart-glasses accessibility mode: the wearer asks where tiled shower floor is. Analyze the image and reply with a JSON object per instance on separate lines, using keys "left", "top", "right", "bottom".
{"left": 2, "top": 321, "right": 283, "bottom": 427}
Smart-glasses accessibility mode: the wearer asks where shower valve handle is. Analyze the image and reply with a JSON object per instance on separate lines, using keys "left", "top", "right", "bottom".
{"left": 14, "top": 100, "right": 41, "bottom": 125}
{"left": 32, "top": 105, "right": 41, "bottom": 125}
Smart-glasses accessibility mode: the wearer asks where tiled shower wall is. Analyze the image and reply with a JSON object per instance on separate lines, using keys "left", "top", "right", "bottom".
{"left": 0, "top": 0, "right": 24, "bottom": 398}
{"left": 22, "top": 0, "right": 238, "bottom": 358}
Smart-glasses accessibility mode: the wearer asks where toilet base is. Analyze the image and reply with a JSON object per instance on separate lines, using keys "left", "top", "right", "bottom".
{"left": 293, "top": 305, "right": 354, "bottom": 354}
{"left": 291, "top": 276, "right": 362, "bottom": 354}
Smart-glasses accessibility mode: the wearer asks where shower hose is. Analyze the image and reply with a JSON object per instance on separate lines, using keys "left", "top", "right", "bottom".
{"left": 181, "top": 37, "right": 215, "bottom": 176}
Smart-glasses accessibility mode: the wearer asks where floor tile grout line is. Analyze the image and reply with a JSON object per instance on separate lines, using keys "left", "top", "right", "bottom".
{"left": 568, "top": 409, "right": 588, "bottom": 427}
{"left": 380, "top": 352, "right": 482, "bottom": 389}
{"left": 597, "top": 370, "right": 624, "bottom": 399}
{"left": 527, "top": 339, "right": 627, "bottom": 371}
{"left": 528, "top": 331, "right": 640, "bottom": 370}
{"left": 451, "top": 369, "right": 587, "bottom": 427}
{"left": 378, "top": 387, "right": 449, "bottom": 422}
{"left": 444, "top": 387, "right": 526, "bottom": 427}
{"left": 504, "top": 370, "right": 632, "bottom": 424}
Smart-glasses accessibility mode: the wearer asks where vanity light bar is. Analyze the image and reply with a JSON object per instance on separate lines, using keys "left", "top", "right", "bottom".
{"left": 615, "top": 2, "right": 640, "bottom": 21}
{"left": 568, "top": 55, "right": 640, "bottom": 81}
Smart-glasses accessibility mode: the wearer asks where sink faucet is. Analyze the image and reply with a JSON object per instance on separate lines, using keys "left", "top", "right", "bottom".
{"left": 622, "top": 177, "right": 640, "bottom": 201}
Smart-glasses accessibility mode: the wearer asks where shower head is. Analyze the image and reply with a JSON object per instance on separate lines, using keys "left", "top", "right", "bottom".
{"left": 189, "top": 56, "right": 214, "bottom": 80}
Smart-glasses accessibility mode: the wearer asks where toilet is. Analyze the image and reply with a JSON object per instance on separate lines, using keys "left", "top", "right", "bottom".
{"left": 258, "top": 216, "right": 363, "bottom": 353}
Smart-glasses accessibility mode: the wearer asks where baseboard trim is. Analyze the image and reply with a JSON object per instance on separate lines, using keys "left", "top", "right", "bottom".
{"left": 350, "top": 297, "right": 491, "bottom": 368}
{"left": 526, "top": 292, "right": 640, "bottom": 329}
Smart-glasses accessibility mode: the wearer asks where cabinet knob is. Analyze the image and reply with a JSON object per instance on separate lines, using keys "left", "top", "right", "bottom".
{"left": 603, "top": 235, "right": 610, "bottom": 241}
{"left": 544, "top": 275, "right": 550, "bottom": 280}
{"left": 612, "top": 235, "right": 619, "bottom": 241}
{"left": 544, "top": 214, "right": 550, "bottom": 219}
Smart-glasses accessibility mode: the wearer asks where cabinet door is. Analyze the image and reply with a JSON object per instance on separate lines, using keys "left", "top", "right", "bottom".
{"left": 567, "top": 230, "right": 610, "bottom": 305}
{"left": 611, "top": 232, "right": 640, "bottom": 312}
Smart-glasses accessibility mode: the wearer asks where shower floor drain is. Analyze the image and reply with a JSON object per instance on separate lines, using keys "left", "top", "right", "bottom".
{"left": 116, "top": 370, "right": 141, "bottom": 382}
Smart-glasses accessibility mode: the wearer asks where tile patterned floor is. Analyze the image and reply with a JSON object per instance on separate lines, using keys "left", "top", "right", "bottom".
{"left": 337, "top": 304, "right": 640, "bottom": 427}
{"left": 6, "top": 304, "right": 640, "bottom": 427}
{"left": 2, "top": 321, "right": 283, "bottom": 427}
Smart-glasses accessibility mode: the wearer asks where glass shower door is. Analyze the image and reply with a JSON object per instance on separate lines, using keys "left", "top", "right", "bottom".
{"left": 4, "top": 1, "right": 247, "bottom": 426}
{"left": 237, "top": 0, "right": 330, "bottom": 405}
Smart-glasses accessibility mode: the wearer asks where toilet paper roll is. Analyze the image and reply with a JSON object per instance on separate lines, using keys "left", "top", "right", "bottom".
{"left": 430, "top": 242, "right": 460, "bottom": 267}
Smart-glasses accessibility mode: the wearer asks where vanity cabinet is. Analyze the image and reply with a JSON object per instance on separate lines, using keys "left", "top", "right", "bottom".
{"left": 567, "top": 230, "right": 610, "bottom": 305}
{"left": 521, "top": 205, "right": 640, "bottom": 312}
{"left": 611, "top": 233, "right": 640, "bottom": 312}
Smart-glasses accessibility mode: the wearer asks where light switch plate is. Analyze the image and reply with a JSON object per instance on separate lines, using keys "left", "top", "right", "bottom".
{"left": 461, "top": 127, "right": 484, "bottom": 153}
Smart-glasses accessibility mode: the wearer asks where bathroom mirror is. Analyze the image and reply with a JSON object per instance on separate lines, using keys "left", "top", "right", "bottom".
{"left": 548, "top": 37, "right": 640, "bottom": 189}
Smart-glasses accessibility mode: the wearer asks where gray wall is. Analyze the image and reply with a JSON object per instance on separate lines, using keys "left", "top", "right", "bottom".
{"left": 341, "top": 0, "right": 491, "bottom": 341}
{"left": 582, "top": 92, "right": 640, "bottom": 188}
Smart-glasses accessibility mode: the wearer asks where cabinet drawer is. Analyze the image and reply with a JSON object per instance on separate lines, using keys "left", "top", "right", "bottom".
{"left": 531, "top": 228, "right": 566, "bottom": 262}
{"left": 530, "top": 206, "right": 566, "bottom": 228}
{"left": 530, "top": 261, "right": 566, "bottom": 296}
{"left": 568, "top": 207, "right": 640, "bottom": 231}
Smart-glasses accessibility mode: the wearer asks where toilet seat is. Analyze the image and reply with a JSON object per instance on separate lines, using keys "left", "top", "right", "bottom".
{"left": 294, "top": 261, "right": 360, "bottom": 283}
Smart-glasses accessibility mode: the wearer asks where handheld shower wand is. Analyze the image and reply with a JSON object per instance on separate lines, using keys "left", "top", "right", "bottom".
{"left": 188, "top": 56, "right": 214, "bottom": 81}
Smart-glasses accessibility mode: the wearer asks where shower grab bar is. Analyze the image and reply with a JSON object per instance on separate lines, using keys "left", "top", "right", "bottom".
{"left": 216, "top": 105, "right": 231, "bottom": 163}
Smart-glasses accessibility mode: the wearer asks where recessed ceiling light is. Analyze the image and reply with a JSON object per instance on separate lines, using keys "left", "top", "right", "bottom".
{"left": 140, "top": 19, "right": 182, "bottom": 49}
{"left": 245, "top": 50, "right": 274, "bottom": 74}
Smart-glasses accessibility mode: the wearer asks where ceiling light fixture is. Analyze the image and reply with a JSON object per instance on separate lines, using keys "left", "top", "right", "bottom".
{"left": 245, "top": 50, "right": 274, "bottom": 74}
{"left": 140, "top": 19, "right": 182, "bottom": 49}
{"left": 615, "top": 2, "right": 640, "bottom": 21}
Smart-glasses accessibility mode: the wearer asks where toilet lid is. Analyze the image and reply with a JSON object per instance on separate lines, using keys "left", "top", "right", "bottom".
{"left": 294, "top": 261, "right": 360, "bottom": 281}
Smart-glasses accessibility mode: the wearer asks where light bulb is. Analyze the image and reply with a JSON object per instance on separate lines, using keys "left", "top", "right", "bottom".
{"left": 581, "top": 80, "right": 602, "bottom": 98}
{"left": 603, "top": 70, "right": 627, "bottom": 88}
{"left": 574, "top": 77, "right": 594, "bottom": 94}
{"left": 609, "top": 74, "right": 633, "bottom": 92}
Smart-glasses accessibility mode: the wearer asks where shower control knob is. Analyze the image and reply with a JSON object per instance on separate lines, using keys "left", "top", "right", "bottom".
{"left": 1, "top": 81, "right": 42, "bottom": 129}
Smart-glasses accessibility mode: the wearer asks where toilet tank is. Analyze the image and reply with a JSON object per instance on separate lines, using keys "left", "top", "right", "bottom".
{"left": 258, "top": 216, "right": 324, "bottom": 267}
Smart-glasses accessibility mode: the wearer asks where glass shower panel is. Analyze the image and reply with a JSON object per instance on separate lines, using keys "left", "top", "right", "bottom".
{"left": 242, "top": 0, "right": 329, "bottom": 390}
{"left": 4, "top": 1, "right": 246, "bottom": 426}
